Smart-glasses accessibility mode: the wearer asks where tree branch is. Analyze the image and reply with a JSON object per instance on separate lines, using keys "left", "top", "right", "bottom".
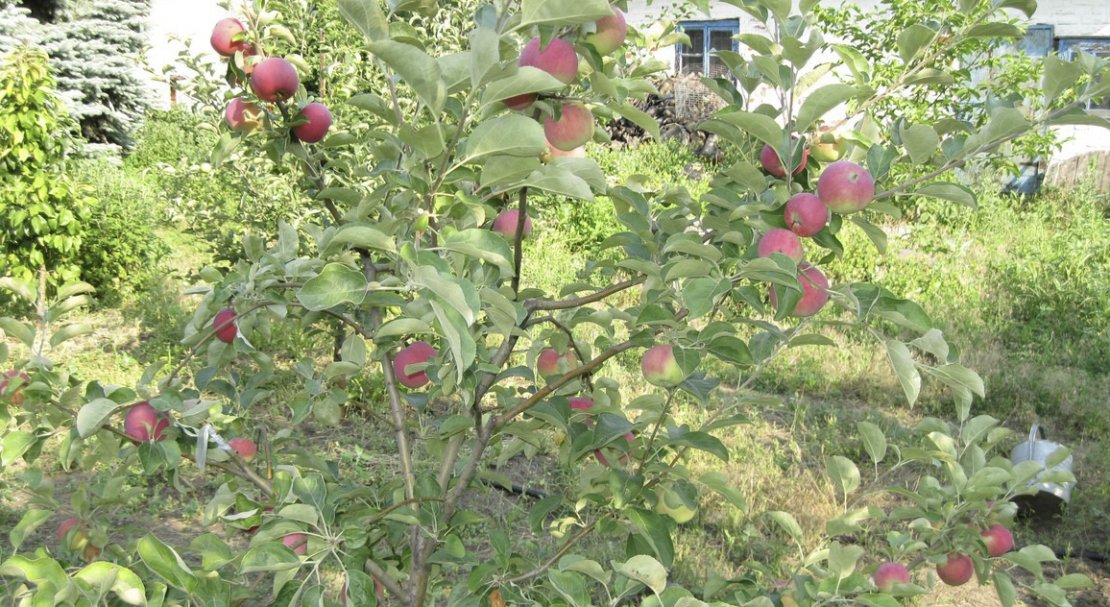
{"left": 524, "top": 278, "right": 644, "bottom": 312}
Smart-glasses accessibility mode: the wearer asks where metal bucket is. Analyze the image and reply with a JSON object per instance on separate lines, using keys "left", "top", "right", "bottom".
{"left": 1009, "top": 424, "right": 1075, "bottom": 516}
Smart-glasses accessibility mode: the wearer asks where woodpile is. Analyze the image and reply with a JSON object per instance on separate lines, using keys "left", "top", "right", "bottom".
{"left": 606, "top": 72, "right": 729, "bottom": 159}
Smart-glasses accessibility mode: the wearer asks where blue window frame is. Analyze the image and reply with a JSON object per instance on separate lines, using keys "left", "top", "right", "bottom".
{"left": 677, "top": 19, "right": 740, "bottom": 77}
{"left": 1059, "top": 38, "right": 1110, "bottom": 113}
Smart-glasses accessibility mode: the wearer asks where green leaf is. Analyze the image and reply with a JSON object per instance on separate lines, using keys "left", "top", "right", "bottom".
{"left": 673, "top": 431, "right": 729, "bottom": 462}
{"left": 885, "top": 339, "right": 921, "bottom": 406}
{"left": 521, "top": 165, "right": 595, "bottom": 200}
{"left": 429, "top": 298, "right": 476, "bottom": 383}
{"left": 827, "top": 455, "right": 861, "bottom": 497}
{"left": 910, "top": 328, "right": 950, "bottom": 361}
{"left": 828, "top": 541, "right": 865, "bottom": 580}
{"left": 443, "top": 229, "right": 515, "bottom": 277}
{"left": 901, "top": 124, "right": 939, "bottom": 165}
{"left": 480, "top": 67, "right": 568, "bottom": 109}
{"left": 338, "top": 0, "right": 388, "bottom": 41}
{"left": 9, "top": 509, "right": 51, "bottom": 552}
{"left": 137, "top": 535, "right": 197, "bottom": 591}
{"left": 925, "top": 364, "right": 985, "bottom": 398}
{"left": 912, "top": 181, "right": 977, "bottom": 208}
{"left": 712, "top": 111, "right": 784, "bottom": 152}
{"left": 627, "top": 509, "right": 675, "bottom": 568}
{"left": 994, "top": 570, "right": 1016, "bottom": 607}
{"left": 966, "top": 22, "right": 1023, "bottom": 38}
{"left": 1042, "top": 55, "right": 1082, "bottom": 101}
{"left": 461, "top": 114, "right": 548, "bottom": 164}
{"left": 240, "top": 543, "right": 302, "bottom": 574}
{"left": 548, "top": 569, "right": 589, "bottom": 607}
{"left": 897, "top": 24, "right": 936, "bottom": 64}
{"left": 993, "top": 0, "right": 1038, "bottom": 18}
{"left": 327, "top": 223, "right": 397, "bottom": 255}
{"left": 1054, "top": 573, "right": 1094, "bottom": 590}
{"left": 0, "top": 554, "right": 69, "bottom": 591}
{"left": 856, "top": 421, "right": 887, "bottom": 464}
{"left": 766, "top": 511, "right": 804, "bottom": 544}
{"left": 0, "top": 277, "right": 35, "bottom": 304}
{"left": 368, "top": 40, "right": 446, "bottom": 113}
{"left": 49, "top": 323, "right": 93, "bottom": 348}
{"left": 851, "top": 216, "right": 887, "bottom": 254}
{"left": 699, "top": 472, "right": 747, "bottom": 512}
{"left": 297, "top": 263, "right": 368, "bottom": 311}
{"left": 616, "top": 102, "right": 661, "bottom": 140}
{"left": 983, "top": 107, "right": 1030, "bottom": 141}
{"left": 0, "top": 318, "right": 35, "bottom": 349}
{"left": 74, "top": 562, "right": 147, "bottom": 605}
{"left": 1, "top": 431, "right": 35, "bottom": 466}
{"left": 518, "top": 0, "right": 613, "bottom": 28}
{"left": 796, "top": 84, "right": 859, "bottom": 132}
{"left": 614, "top": 554, "right": 668, "bottom": 595}
{"left": 76, "top": 398, "right": 123, "bottom": 438}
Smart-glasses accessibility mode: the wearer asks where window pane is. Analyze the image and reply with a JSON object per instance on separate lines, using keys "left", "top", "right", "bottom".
{"left": 680, "top": 29, "right": 706, "bottom": 75}
{"left": 707, "top": 30, "right": 733, "bottom": 77}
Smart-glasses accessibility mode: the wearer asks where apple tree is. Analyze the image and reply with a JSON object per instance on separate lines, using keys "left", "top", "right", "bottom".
{"left": 2, "top": 0, "right": 1108, "bottom": 606}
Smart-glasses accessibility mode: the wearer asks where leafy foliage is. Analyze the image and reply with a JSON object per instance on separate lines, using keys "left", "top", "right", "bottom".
{"left": 0, "top": 48, "right": 93, "bottom": 286}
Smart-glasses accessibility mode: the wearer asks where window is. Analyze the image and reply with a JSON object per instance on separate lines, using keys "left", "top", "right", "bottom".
{"left": 1058, "top": 38, "right": 1110, "bottom": 114}
{"left": 677, "top": 19, "right": 740, "bottom": 77}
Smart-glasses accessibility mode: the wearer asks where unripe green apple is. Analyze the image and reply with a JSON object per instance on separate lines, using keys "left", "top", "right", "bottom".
{"left": 640, "top": 345, "right": 685, "bottom": 387}
{"left": 817, "top": 160, "right": 875, "bottom": 214}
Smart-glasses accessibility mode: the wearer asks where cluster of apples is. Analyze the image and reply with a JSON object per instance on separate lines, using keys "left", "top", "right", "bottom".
{"left": 488, "top": 9, "right": 629, "bottom": 240}
{"left": 871, "top": 523, "right": 1015, "bottom": 591}
{"left": 211, "top": 17, "right": 332, "bottom": 143}
{"left": 757, "top": 140, "right": 877, "bottom": 317}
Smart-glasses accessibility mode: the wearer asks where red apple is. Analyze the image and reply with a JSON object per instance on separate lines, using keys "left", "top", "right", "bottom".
{"left": 211, "top": 18, "right": 247, "bottom": 57}
{"left": 124, "top": 402, "right": 169, "bottom": 442}
{"left": 873, "top": 562, "right": 910, "bottom": 592}
{"left": 757, "top": 228, "right": 804, "bottom": 262}
{"left": 250, "top": 57, "right": 300, "bottom": 102}
{"left": 213, "top": 308, "right": 238, "bottom": 343}
{"left": 817, "top": 160, "right": 875, "bottom": 214}
{"left": 393, "top": 341, "right": 437, "bottom": 389}
{"left": 541, "top": 141, "right": 587, "bottom": 163}
{"left": 770, "top": 263, "right": 830, "bottom": 317}
{"left": 759, "top": 142, "right": 808, "bottom": 178}
{"left": 229, "top": 437, "right": 257, "bottom": 461}
{"left": 56, "top": 517, "right": 82, "bottom": 545}
{"left": 538, "top": 348, "right": 577, "bottom": 378}
{"left": 283, "top": 533, "right": 308, "bottom": 555}
{"left": 519, "top": 37, "right": 579, "bottom": 84}
{"left": 225, "top": 98, "right": 262, "bottom": 132}
{"left": 585, "top": 9, "right": 628, "bottom": 55}
{"left": 641, "top": 345, "right": 685, "bottom": 387}
{"left": 936, "top": 553, "right": 973, "bottom": 586}
{"left": 784, "top": 193, "right": 829, "bottom": 237}
{"left": 292, "top": 102, "right": 332, "bottom": 144}
{"left": 569, "top": 397, "right": 594, "bottom": 412}
{"left": 981, "top": 524, "right": 1014, "bottom": 557}
{"left": 491, "top": 209, "right": 533, "bottom": 238}
{"left": 0, "top": 369, "right": 30, "bottom": 406}
{"left": 544, "top": 102, "right": 594, "bottom": 152}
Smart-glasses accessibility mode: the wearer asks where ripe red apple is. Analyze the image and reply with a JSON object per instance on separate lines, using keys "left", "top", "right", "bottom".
{"left": 1, "top": 369, "right": 30, "bottom": 406}
{"left": 641, "top": 344, "right": 685, "bottom": 387}
{"left": 225, "top": 98, "right": 262, "bottom": 132}
{"left": 585, "top": 9, "right": 628, "bottom": 55}
{"left": 936, "top": 553, "right": 973, "bottom": 586}
{"left": 250, "top": 57, "right": 300, "bottom": 102}
{"left": 283, "top": 533, "right": 308, "bottom": 555}
{"left": 491, "top": 209, "right": 533, "bottom": 238}
{"left": 540, "top": 141, "right": 587, "bottom": 163}
{"left": 538, "top": 348, "right": 576, "bottom": 378}
{"left": 759, "top": 142, "right": 808, "bottom": 178}
{"left": 757, "top": 228, "right": 804, "bottom": 262}
{"left": 124, "top": 402, "right": 169, "bottom": 442}
{"left": 770, "top": 263, "right": 830, "bottom": 317}
{"left": 503, "top": 93, "right": 537, "bottom": 111}
{"left": 292, "top": 102, "right": 332, "bottom": 144}
{"left": 393, "top": 341, "right": 437, "bottom": 389}
{"left": 784, "top": 193, "right": 829, "bottom": 237}
{"left": 210, "top": 18, "right": 247, "bottom": 57}
{"left": 229, "top": 437, "right": 257, "bottom": 461}
{"left": 56, "top": 517, "right": 82, "bottom": 545}
{"left": 569, "top": 397, "right": 594, "bottom": 412}
{"left": 873, "top": 562, "right": 910, "bottom": 592}
{"left": 519, "top": 37, "right": 579, "bottom": 84}
{"left": 213, "top": 308, "right": 238, "bottom": 343}
{"left": 544, "top": 102, "right": 594, "bottom": 152}
{"left": 981, "top": 524, "right": 1014, "bottom": 557}
{"left": 817, "top": 160, "right": 875, "bottom": 214}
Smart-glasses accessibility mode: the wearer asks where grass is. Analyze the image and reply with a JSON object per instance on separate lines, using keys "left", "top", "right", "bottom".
{"left": 2, "top": 128, "right": 1108, "bottom": 605}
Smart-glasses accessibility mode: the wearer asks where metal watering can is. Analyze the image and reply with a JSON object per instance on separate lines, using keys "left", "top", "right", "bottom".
{"left": 1009, "top": 424, "right": 1075, "bottom": 516}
